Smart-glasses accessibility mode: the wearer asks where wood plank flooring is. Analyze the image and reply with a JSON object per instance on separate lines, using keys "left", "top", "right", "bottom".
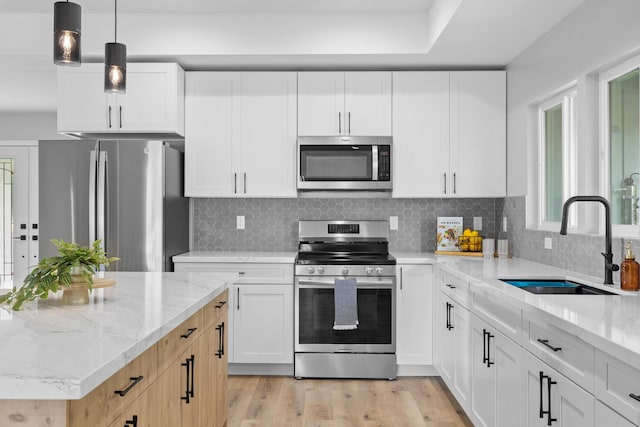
{"left": 228, "top": 376, "right": 474, "bottom": 427}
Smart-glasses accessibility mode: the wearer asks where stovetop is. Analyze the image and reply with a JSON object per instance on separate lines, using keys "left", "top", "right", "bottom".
{"left": 295, "top": 252, "right": 396, "bottom": 266}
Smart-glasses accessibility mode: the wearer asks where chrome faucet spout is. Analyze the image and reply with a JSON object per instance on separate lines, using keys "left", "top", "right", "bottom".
{"left": 559, "top": 196, "right": 619, "bottom": 285}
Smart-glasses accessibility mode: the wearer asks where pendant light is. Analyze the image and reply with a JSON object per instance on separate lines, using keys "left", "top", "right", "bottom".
{"left": 105, "top": 0, "right": 126, "bottom": 93}
{"left": 53, "top": 1, "right": 81, "bottom": 66}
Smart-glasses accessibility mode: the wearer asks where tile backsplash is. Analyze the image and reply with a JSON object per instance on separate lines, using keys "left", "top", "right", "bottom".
{"left": 193, "top": 198, "right": 503, "bottom": 252}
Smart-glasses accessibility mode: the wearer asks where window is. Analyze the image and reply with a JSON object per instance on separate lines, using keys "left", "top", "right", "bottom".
{"left": 601, "top": 58, "right": 640, "bottom": 234}
{"left": 538, "top": 90, "right": 577, "bottom": 228}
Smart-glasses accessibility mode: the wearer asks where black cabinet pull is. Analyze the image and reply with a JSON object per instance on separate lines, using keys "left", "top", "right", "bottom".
{"left": 108, "top": 105, "right": 112, "bottom": 128}
{"left": 124, "top": 415, "right": 138, "bottom": 427}
{"left": 215, "top": 300, "right": 227, "bottom": 309}
{"left": 221, "top": 322, "right": 225, "bottom": 356}
{"left": 114, "top": 376, "right": 144, "bottom": 397}
{"left": 445, "top": 302, "right": 451, "bottom": 330}
{"left": 547, "top": 375, "right": 557, "bottom": 425}
{"left": 189, "top": 354, "right": 195, "bottom": 399}
{"left": 539, "top": 371, "right": 545, "bottom": 420}
{"left": 180, "top": 327, "right": 197, "bottom": 339}
{"left": 630, "top": 393, "right": 640, "bottom": 402}
{"left": 237, "top": 287, "right": 240, "bottom": 310}
{"left": 486, "top": 331, "right": 495, "bottom": 367}
{"left": 537, "top": 339, "right": 562, "bottom": 352}
{"left": 119, "top": 106, "right": 123, "bottom": 129}
{"left": 216, "top": 323, "right": 224, "bottom": 359}
{"left": 482, "top": 329, "right": 489, "bottom": 365}
{"left": 181, "top": 357, "right": 191, "bottom": 404}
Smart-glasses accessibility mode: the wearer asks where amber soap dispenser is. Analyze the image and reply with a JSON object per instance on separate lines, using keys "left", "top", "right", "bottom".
{"left": 621, "top": 241, "right": 640, "bottom": 291}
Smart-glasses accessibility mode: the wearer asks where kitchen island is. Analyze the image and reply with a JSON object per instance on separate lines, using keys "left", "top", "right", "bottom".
{"left": 0, "top": 271, "right": 234, "bottom": 427}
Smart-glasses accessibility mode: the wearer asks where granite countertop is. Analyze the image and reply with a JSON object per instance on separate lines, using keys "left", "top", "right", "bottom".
{"left": 433, "top": 256, "right": 640, "bottom": 367}
{"left": 0, "top": 271, "right": 234, "bottom": 400}
{"left": 173, "top": 251, "right": 297, "bottom": 264}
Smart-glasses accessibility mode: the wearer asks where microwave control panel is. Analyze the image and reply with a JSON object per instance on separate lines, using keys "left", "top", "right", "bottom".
{"left": 378, "top": 146, "right": 391, "bottom": 181}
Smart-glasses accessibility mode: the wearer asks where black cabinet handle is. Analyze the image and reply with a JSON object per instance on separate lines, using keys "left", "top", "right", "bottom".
{"left": 114, "top": 376, "right": 144, "bottom": 397}
{"left": 537, "top": 339, "right": 562, "bottom": 352}
{"left": 446, "top": 284, "right": 456, "bottom": 289}
{"left": 215, "top": 300, "right": 227, "bottom": 309}
{"left": 221, "top": 322, "right": 225, "bottom": 356}
{"left": 180, "top": 327, "right": 197, "bottom": 339}
{"left": 108, "top": 105, "right": 112, "bottom": 128}
{"left": 630, "top": 393, "right": 640, "bottom": 402}
{"left": 486, "top": 331, "right": 495, "bottom": 367}
{"left": 446, "top": 302, "right": 454, "bottom": 330}
{"left": 189, "top": 355, "right": 195, "bottom": 399}
{"left": 445, "top": 302, "right": 450, "bottom": 330}
{"left": 237, "top": 287, "right": 240, "bottom": 310}
{"left": 124, "top": 415, "right": 138, "bottom": 427}
{"left": 539, "top": 371, "right": 544, "bottom": 420}
{"left": 119, "top": 106, "right": 123, "bottom": 129}
{"left": 215, "top": 323, "right": 224, "bottom": 359}
{"left": 348, "top": 112, "right": 351, "bottom": 134}
{"left": 181, "top": 357, "right": 191, "bottom": 404}
{"left": 483, "top": 329, "right": 489, "bottom": 365}
{"left": 547, "top": 375, "right": 557, "bottom": 425}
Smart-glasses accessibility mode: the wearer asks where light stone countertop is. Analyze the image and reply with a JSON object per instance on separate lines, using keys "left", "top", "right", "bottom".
{"left": 0, "top": 271, "right": 234, "bottom": 400}
{"left": 173, "top": 251, "right": 297, "bottom": 264}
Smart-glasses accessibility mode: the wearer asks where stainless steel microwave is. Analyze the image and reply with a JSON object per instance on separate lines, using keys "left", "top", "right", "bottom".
{"left": 297, "top": 136, "right": 392, "bottom": 191}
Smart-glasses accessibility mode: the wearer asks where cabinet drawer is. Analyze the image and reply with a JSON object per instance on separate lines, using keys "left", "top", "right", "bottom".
{"left": 472, "top": 290, "right": 522, "bottom": 342}
{"left": 157, "top": 310, "right": 204, "bottom": 374}
{"left": 174, "top": 262, "right": 293, "bottom": 280}
{"left": 440, "top": 272, "right": 470, "bottom": 307}
{"left": 68, "top": 344, "right": 158, "bottom": 427}
{"left": 204, "top": 289, "right": 230, "bottom": 329}
{"left": 524, "top": 315, "right": 594, "bottom": 392}
{"left": 595, "top": 350, "right": 640, "bottom": 425}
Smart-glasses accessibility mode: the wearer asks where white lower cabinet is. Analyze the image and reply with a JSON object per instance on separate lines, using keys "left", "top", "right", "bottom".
{"left": 522, "top": 350, "right": 594, "bottom": 427}
{"left": 596, "top": 400, "right": 637, "bottom": 427}
{"left": 470, "top": 313, "right": 522, "bottom": 427}
{"left": 396, "top": 264, "right": 433, "bottom": 371}
{"left": 232, "top": 283, "right": 293, "bottom": 364}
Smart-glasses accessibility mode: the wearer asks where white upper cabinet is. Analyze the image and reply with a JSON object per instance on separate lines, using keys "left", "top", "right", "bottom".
{"left": 57, "top": 63, "right": 185, "bottom": 137}
{"left": 449, "top": 71, "right": 506, "bottom": 197}
{"left": 392, "top": 72, "right": 450, "bottom": 197}
{"left": 298, "top": 72, "right": 391, "bottom": 136}
{"left": 392, "top": 70, "right": 506, "bottom": 198}
{"left": 185, "top": 72, "right": 297, "bottom": 198}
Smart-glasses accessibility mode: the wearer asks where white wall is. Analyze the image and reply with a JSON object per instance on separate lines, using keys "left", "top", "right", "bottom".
{"left": 0, "top": 112, "right": 68, "bottom": 141}
{"left": 506, "top": 0, "right": 640, "bottom": 198}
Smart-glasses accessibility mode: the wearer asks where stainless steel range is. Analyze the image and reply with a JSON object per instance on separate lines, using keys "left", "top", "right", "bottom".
{"left": 294, "top": 220, "right": 396, "bottom": 379}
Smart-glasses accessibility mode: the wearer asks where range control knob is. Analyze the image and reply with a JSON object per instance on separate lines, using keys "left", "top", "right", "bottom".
{"left": 307, "top": 267, "right": 315, "bottom": 274}
{"left": 376, "top": 267, "right": 384, "bottom": 275}
{"left": 365, "top": 267, "right": 374, "bottom": 275}
{"left": 317, "top": 267, "right": 325, "bottom": 274}
{"left": 342, "top": 268, "right": 349, "bottom": 276}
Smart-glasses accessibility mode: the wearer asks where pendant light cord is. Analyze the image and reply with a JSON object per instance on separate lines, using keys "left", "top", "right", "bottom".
{"left": 114, "top": 0, "right": 117, "bottom": 43}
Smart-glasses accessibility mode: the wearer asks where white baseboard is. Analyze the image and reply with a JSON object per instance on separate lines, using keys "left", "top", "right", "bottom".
{"left": 396, "top": 364, "right": 438, "bottom": 377}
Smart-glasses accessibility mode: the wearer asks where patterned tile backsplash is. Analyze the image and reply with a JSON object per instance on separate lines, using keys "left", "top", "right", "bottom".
{"left": 503, "top": 195, "right": 638, "bottom": 281}
{"left": 193, "top": 198, "right": 503, "bottom": 252}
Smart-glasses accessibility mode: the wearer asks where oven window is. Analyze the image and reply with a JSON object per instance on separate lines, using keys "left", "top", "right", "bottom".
{"left": 298, "top": 288, "right": 392, "bottom": 344}
{"left": 300, "top": 145, "right": 372, "bottom": 181}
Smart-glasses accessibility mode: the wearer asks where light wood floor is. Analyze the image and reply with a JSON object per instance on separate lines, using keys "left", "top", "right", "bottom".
{"left": 228, "top": 376, "right": 474, "bottom": 427}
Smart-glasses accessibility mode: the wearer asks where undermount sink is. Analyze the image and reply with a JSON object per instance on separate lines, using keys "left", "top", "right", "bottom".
{"left": 500, "top": 279, "right": 616, "bottom": 295}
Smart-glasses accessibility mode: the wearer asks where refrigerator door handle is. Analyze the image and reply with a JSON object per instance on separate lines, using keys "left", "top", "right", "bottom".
{"left": 89, "top": 150, "right": 97, "bottom": 244}
{"left": 97, "top": 151, "right": 107, "bottom": 254}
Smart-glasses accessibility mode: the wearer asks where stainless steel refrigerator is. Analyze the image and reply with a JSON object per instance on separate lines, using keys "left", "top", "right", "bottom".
{"left": 38, "top": 140, "right": 189, "bottom": 271}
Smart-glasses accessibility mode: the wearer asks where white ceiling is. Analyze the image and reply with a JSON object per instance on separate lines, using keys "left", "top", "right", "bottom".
{"left": 0, "top": 0, "right": 588, "bottom": 113}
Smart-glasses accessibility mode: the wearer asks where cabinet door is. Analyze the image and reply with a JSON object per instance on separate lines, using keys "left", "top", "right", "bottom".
{"left": 345, "top": 72, "right": 392, "bottom": 136}
{"left": 523, "top": 350, "right": 595, "bottom": 427}
{"left": 57, "top": 65, "right": 109, "bottom": 133}
{"left": 239, "top": 72, "right": 297, "bottom": 197}
{"left": 392, "top": 72, "right": 450, "bottom": 197}
{"left": 179, "top": 338, "right": 207, "bottom": 427}
{"left": 449, "top": 71, "right": 506, "bottom": 197}
{"left": 440, "top": 294, "right": 455, "bottom": 385}
{"left": 214, "top": 307, "right": 229, "bottom": 427}
{"left": 118, "top": 64, "right": 182, "bottom": 133}
{"left": 494, "top": 331, "right": 522, "bottom": 427}
{"left": 471, "top": 316, "right": 496, "bottom": 427}
{"left": 595, "top": 401, "right": 636, "bottom": 427}
{"left": 185, "top": 72, "right": 239, "bottom": 197}
{"left": 108, "top": 380, "right": 161, "bottom": 427}
{"left": 298, "top": 72, "right": 345, "bottom": 135}
{"left": 233, "top": 283, "right": 294, "bottom": 364}
{"left": 396, "top": 264, "right": 433, "bottom": 366}
{"left": 452, "top": 301, "right": 471, "bottom": 410}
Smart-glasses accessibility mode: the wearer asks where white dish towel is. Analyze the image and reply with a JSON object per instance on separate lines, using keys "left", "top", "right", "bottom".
{"left": 333, "top": 277, "right": 359, "bottom": 330}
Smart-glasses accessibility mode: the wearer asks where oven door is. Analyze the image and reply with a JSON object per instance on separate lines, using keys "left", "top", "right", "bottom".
{"left": 294, "top": 276, "right": 395, "bottom": 353}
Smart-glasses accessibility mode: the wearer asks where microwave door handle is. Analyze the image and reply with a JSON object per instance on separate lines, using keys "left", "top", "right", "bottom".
{"left": 372, "top": 145, "right": 378, "bottom": 181}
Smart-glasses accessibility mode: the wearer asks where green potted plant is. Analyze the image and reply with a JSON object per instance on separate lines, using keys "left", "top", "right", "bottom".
{"left": 0, "top": 239, "right": 119, "bottom": 310}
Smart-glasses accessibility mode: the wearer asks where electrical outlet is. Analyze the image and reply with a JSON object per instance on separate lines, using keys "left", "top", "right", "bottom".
{"left": 389, "top": 216, "right": 399, "bottom": 230}
{"left": 503, "top": 216, "right": 508, "bottom": 233}
{"left": 544, "top": 237, "right": 552, "bottom": 249}
{"left": 473, "top": 217, "right": 482, "bottom": 231}
{"left": 236, "top": 215, "right": 245, "bottom": 230}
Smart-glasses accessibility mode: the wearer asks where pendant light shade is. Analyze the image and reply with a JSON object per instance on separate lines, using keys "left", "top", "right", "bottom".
{"left": 105, "top": 43, "right": 126, "bottom": 93}
{"left": 53, "top": 1, "right": 81, "bottom": 66}
{"left": 104, "top": 0, "right": 126, "bottom": 93}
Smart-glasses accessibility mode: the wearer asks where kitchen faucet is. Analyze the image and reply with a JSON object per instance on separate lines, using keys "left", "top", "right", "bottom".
{"left": 560, "top": 195, "right": 619, "bottom": 285}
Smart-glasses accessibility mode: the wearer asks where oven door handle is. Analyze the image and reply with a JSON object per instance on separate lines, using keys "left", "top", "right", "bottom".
{"left": 296, "top": 278, "right": 395, "bottom": 287}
